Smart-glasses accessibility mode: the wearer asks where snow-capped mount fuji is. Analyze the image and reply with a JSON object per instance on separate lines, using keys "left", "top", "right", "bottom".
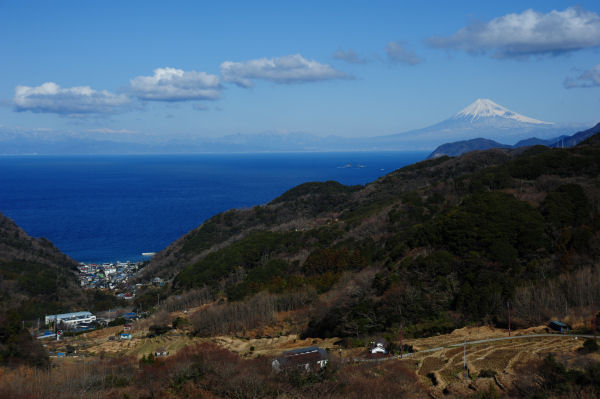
{"left": 453, "top": 98, "right": 552, "bottom": 125}
{"left": 372, "top": 98, "right": 570, "bottom": 150}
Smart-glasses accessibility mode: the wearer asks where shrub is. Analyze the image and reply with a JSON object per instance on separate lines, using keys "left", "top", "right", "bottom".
{"left": 582, "top": 338, "right": 599, "bottom": 353}
{"left": 478, "top": 369, "right": 497, "bottom": 378}
{"left": 149, "top": 324, "right": 170, "bottom": 336}
{"left": 108, "top": 317, "right": 126, "bottom": 327}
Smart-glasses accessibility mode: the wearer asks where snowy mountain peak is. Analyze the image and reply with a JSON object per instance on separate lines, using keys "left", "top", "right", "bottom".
{"left": 455, "top": 99, "right": 552, "bottom": 125}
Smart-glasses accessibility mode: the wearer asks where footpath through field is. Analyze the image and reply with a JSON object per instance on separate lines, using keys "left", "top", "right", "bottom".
{"left": 353, "top": 333, "right": 596, "bottom": 362}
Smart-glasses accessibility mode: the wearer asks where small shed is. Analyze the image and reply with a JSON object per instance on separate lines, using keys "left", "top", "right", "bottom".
{"left": 36, "top": 331, "right": 56, "bottom": 340}
{"left": 369, "top": 338, "right": 388, "bottom": 354}
{"left": 549, "top": 320, "right": 570, "bottom": 334}
{"left": 272, "top": 346, "right": 329, "bottom": 372}
{"left": 154, "top": 347, "right": 169, "bottom": 357}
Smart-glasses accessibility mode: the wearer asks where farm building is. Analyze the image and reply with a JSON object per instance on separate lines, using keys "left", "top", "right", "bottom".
{"left": 549, "top": 320, "right": 570, "bottom": 333}
{"left": 44, "top": 311, "right": 96, "bottom": 327}
{"left": 272, "top": 346, "right": 329, "bottom": 372}
{"left": 154, "top": 348, "right": 168, "bottom": 357}
{"left": 369, "top": 338, "right": 388, "bottom": 354}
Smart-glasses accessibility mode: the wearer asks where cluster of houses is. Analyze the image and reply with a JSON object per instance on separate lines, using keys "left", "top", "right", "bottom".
{"left": 78, "top": 261, "right": 141, "bottom": 290}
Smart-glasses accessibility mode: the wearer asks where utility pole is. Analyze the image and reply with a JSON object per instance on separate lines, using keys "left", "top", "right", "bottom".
{"left": 507, "top": 302, "right": 511, "bottom": 337}
{"left": 463, "top": 340, "right": 468, "bottom": 380}
{"left": 593, "top": 314, "right": 597, "bottom": 341}
{"left": 400, "top": 327, "right": 404, "bottom": 359}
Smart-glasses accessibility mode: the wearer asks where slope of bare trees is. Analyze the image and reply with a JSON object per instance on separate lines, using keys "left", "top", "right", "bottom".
{"left": 513, "top": 264, "right": 600, "bottom": 325}
{"left": 191, "top": 289, "right": 315, "bottom": 337}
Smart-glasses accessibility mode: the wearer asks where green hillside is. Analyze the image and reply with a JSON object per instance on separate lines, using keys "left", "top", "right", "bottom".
{"left": 143, "top": 135, "right": 600, "bottom": 339}
{"left": 0, "top": 213, "right": 124, "bottom": 367}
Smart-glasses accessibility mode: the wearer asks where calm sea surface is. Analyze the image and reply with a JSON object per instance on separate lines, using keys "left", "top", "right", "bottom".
{"left": 0, "top": 152, "right": 427, "bottom": 262}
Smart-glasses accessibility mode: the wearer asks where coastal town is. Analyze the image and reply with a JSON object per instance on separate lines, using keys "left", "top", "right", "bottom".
{"left": 77, "top": 260, "right": 145, "bottom": 292}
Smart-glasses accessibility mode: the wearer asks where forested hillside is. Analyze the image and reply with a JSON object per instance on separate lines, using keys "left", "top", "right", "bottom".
{"left": 142, "top": 134, "right": 600, "bottom": 339}
{"left": 0, "top": 213, "right": 88, "bottom": 318}
{"left": 0, "top": 213, "right": 122, "bottom": 367}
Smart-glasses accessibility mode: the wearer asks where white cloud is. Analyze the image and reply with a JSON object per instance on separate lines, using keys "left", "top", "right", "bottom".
{"left": 87, "top": 128, "right": 137, "bottom": 134}
{"left": 564, "top": 64, "right": 600, "bottom": 88}
{"left": 14, "top": 82, "right": 129, "bottom": 116}
{"left": 428, "top": 7, "right": 600, "bottom": 58}
{"left": 333, "top": 49, "right": 367, "bottom": 64}
{"left": 130, "top": 67, "right": 222, "bottom": 101}
{"left": 220, "top": 54, "right": 349, "bottom": 87}
{"left": 385, "top": 41, "right": 421, "bottom": 65}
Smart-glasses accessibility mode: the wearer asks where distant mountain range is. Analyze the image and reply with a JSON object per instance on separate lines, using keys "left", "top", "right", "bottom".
{"left": 428, "top": 122, "right": 600, "bottom": 159}
{"left": 0, "top": 99, "right": 583, "bottom": 154}
{"left": 367, "top": 99, "right": 577, "bottom": 150}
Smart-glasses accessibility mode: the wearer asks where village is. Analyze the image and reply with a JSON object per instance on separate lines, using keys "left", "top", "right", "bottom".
{"left": 33, "top": 303, "right": 591, "bottom": 397}
{"left": 77, "top": 260, "right": 144, "bottom": 291}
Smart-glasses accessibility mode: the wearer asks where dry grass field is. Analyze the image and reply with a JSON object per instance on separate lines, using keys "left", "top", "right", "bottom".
{"left": 41, "top": 312, "right": 596, "bottom": 398}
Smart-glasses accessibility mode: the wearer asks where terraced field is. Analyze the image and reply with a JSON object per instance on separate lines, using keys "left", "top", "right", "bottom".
{"left": 44, "top": 314, "right": 593, "bottom": 398}
{"left": 410, "top": 334, "right": 585, "bottom": 396}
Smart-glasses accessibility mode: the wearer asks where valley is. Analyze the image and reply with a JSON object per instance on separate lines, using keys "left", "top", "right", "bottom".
{"left": 1, "top": 130, "right": 600, "bottom": 398}
{"left": 13, "top": 305, "right": 599, "bottom": 398}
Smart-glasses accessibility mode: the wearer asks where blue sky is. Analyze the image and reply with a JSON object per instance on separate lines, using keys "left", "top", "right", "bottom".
{"left": 1, "top": 0, "right": 599, "bottom": 139}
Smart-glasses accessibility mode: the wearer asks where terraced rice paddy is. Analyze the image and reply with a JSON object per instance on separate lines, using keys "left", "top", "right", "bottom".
{"left": 410, "top": 334, "right": 585, "bottom": 395}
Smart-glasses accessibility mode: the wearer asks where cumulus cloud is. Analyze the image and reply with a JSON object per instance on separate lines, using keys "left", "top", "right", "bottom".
{"left": 564, "top": 64, "right": 600, "bottom": 88}
{"left": 14, "top": 82, "right": 129, "bottom": 116}
{"left": 130, "top": 67, "right": 222, "bottom": 101}
{"left": 220, "top": 54, "right": 349, "bottom": 87}
{"left": 428, "top": 7, "right": 600, "bottom": 58}
{"left": 333, "top": 49, "right": 367, "bottom": 64}
{"left": 385, "top": 41, "right": 421, "bottom": 65}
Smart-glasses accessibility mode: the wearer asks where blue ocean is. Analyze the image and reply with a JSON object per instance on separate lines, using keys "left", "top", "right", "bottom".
{"left": 0, "top": 152, "right": 427, "bottom": 262}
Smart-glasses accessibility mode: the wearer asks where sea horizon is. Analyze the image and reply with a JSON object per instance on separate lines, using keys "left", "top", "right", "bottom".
{"left": 0, "top": 151, "right": 428, "bottom": 263}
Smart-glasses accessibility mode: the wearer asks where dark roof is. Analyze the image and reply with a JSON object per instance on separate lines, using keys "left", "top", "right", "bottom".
{"left": 549, "top": 320, "right": 569, "bottom": 327}
{"left": 276, "top": 346, "right": 328, "bottom": 368}
{"left": 282, "top": 346, "right": 323, "bottom": 356}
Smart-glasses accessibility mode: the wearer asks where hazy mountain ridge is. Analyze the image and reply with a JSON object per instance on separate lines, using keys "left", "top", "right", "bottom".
{"left": 0, "top": 99, "right": 581, "bottom": 154}
{"left": 427, "top": 138, "right": 510, "bottom": 158}
{"left": 427, "top": 122, "right": 600, "bottom": 159}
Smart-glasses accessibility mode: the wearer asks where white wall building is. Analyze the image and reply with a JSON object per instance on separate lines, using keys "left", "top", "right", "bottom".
{"left": 45, "top": 311, "right": 96, "bottom": 326}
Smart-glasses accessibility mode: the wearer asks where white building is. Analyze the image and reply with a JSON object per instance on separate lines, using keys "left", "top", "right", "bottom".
{"left": 370, "top": 338, "right": 388, "bottom": 354}
{"left": 45, "top": 311, "right": 96, "bottom": 326}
